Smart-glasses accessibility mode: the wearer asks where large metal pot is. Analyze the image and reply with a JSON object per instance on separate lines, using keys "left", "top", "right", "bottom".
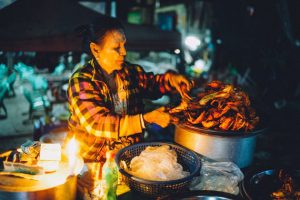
{"left": 174, "top": 124, "right": 266, "bottom": 168}
{"left": 0, "top": 161, "right": 83, "bottom": 200}
{"left": 162, "top": 190, "right": 240, "bottom": 200}
{"left": 0, "top": 175, "right": 77, "bottom": 200}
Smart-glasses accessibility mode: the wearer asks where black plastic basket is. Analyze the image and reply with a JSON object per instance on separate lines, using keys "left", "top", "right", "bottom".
{"left": 115, "top": 142, "right": 201, "bottom": 197}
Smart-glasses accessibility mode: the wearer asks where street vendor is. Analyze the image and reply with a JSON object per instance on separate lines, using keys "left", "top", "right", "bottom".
{"left": 66, "top": 18, "right": 192, "bottom": 197}
{"left": 67, "top": 17, "right": 192, "bottom": 163}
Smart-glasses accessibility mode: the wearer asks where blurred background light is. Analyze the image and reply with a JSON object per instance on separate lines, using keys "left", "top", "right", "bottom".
{"left": 174, "top": 49, "right": 180, "bottom": 54}
{"left": 184, "top": 35, "right": 201, "bottom": 51}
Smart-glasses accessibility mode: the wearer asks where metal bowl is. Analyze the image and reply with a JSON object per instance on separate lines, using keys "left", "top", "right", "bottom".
{"left": 174, "top": 123, "right": 267, "bottom": 168}
{"left": 241, "top": 168, "right": 300, "bottom": 200}
{"left": 162, "top": 190, "right": 241, "bottom": 200}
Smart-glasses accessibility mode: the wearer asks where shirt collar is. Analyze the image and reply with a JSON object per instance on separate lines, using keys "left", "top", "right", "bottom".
{"left": 91, "top": 59, "right": 106, "bottom": 82}
{"left": 91, "top": 59, "right": 128, "bottom": 82}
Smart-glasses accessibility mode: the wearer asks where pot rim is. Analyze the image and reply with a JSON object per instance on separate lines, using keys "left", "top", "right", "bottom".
{"left": 176, "top": 123, "right": 268, "bottom": 138}
{"left": 163, "top": 190, "right": 242, "bottom": 200}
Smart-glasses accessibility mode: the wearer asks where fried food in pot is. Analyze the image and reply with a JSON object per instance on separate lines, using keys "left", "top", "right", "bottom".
{"left": 169, "top": 81, "right": 260, "bottom": 132}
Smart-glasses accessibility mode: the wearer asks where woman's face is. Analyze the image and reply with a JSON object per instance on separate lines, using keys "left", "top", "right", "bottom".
{"left": 91, "top": 29, "right": 126, "bottom": 74}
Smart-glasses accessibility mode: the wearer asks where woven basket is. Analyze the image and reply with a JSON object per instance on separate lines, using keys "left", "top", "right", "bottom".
{"left": 115, "top": 142, "right": 201, "bottom": 197}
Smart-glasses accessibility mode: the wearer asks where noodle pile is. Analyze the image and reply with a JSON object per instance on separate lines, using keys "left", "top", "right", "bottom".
{"left": 124, "top": 145, "right": 189, "bottom": 181}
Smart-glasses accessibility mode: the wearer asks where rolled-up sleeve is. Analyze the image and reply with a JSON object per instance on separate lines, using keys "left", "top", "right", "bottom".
{"left": 134, "top": 65, "right": 176, "bottom": 99}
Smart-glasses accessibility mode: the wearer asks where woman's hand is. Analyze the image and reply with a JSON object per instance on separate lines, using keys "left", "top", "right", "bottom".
{"left": 77, "top": 171, "right": 98, "bottom": 193}
{"left": 143, "top": 107, "right": 171, "bottom": 128}
{"left": 77, "top": 163, "right": 102, "bottom": 196}
{"left": 168, "top": 73, "right": 193, "bottom": 100}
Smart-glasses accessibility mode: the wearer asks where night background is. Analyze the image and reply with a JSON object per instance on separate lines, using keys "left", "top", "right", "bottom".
{"left": 0, "top": 0, "right": 300, "bottom": 198}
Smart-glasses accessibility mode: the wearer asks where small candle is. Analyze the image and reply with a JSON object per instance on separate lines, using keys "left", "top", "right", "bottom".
{"left": 66, "top": 136, "right": 79, "bottom": 175}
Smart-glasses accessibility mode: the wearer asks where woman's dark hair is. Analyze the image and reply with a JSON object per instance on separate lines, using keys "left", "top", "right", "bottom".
{"left": 76, "top": 17, "right": 125, "bottom": 54}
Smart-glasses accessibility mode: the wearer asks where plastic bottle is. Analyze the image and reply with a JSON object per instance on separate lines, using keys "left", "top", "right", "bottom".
{"left": 101, "top": 151, "right": 118, "bottom": 200}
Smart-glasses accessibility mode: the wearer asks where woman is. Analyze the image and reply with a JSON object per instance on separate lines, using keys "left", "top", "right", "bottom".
{"left": 68, "top": 18, "right": 192, "bottom": 162}
{"left": 67, "top": 18, "right": 192, "bottom": 198}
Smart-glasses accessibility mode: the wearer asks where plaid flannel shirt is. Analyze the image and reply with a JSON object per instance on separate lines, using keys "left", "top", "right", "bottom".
{"left": 67, "top": 59, "right": 175, "bottom": 162}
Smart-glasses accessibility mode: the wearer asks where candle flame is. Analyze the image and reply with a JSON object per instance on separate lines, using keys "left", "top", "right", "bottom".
{"left": 66, "top": 136, "right": 78, "bottom": 172}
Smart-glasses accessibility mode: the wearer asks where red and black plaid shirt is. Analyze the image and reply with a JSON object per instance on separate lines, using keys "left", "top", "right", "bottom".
{"left": 67, "top": 59, "right": 175, "bottom": 162}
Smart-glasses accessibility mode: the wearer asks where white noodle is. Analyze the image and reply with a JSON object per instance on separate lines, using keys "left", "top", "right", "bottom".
{"left": 124, "top": 145, "right": 189, "bottom": 181}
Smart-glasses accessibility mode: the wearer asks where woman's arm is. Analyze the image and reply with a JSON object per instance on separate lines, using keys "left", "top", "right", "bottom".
{"left": 133, "top": 65, "right": 173, "bottom": 98}
{"left": 133, "top": 65, "right": 192, "bottom": 100}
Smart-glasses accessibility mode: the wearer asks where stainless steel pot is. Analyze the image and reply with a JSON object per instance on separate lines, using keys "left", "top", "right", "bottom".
{"left": 0, "top": 175, "right": 77, "bottom": 200}
{"left": 163, "top": 190, "right": 240, "bottom": 200}
{"left": 0, "top": 161, "right": 83, "bottom": 200}
{"left": 174, "top": 124, "right": 266, "bottom": 168}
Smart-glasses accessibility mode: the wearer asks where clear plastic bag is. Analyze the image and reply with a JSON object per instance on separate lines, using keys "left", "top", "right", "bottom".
{"left": 190, "top": 161, "right": 244, "bottom": 195}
